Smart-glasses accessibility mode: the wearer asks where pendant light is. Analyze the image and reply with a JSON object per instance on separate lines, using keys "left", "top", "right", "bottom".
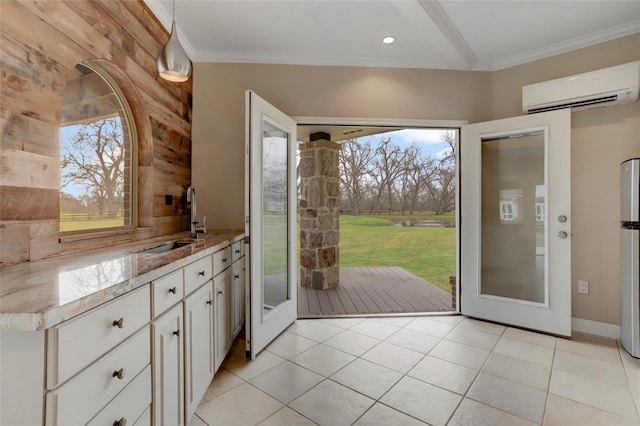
{"left": 157, "top": 0, "right": 192, "bottom": 83}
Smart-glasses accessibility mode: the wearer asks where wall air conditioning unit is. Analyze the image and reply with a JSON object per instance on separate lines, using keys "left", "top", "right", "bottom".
{"left": 522, "top": 60, "right": 640, "bottom": 114}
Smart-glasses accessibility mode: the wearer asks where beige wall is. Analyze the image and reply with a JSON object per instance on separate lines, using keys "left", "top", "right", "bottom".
{"left": 192, "top": 64, "right": 491, "bottom": 228}
{"left": 490, "top": 33, "right": 640, "bottom": 325}
{"left": 193, "top": 34, "right": 640, "bottom": 326}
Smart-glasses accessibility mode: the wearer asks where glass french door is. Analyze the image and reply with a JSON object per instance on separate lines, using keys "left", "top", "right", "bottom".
{"left": 245, "top": 91, "right": 298, "bottom": 359}
{"left": 460, "top": 109, "right": 572, "bottom": 336}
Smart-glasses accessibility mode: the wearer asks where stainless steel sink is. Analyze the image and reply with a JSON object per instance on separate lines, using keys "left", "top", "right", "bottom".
{"left": 141, "top": 240, "right": 194, "bottom": 254}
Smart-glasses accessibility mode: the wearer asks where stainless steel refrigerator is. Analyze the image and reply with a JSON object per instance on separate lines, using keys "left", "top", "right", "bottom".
{"left": 621, "top": 158, "right": 639, "bottom": 358}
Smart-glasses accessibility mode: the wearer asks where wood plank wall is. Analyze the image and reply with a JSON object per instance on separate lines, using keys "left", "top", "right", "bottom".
{"left": 0, "top": 0, "right": 193, "bottom": 264}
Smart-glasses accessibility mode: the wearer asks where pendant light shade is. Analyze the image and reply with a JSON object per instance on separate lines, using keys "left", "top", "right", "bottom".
{"left": 157, "top": 0, "right": 191, "bottom": 82}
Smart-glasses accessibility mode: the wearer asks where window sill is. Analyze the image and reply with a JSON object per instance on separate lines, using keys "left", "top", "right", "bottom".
{"left": 58, "top": 227, "right": 154, "bottom": 243}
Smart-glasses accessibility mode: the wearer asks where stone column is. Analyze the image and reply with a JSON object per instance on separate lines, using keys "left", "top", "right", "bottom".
{"left": 299, "top": 132, "right": 340, "bottom": 289}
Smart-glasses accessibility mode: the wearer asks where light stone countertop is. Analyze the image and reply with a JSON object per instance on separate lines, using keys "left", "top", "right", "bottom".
{"left": 0, "top": 231, "right": 244, "bottom": 332}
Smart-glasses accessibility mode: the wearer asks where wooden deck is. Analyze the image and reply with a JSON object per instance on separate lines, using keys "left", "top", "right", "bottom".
{"left": 298, "top": 266, "right": 454, "bottom": 318}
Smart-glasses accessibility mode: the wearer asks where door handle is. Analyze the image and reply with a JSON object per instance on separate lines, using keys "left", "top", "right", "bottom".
{"left": 558, "top": 231, "right": 568, "bottom": 239}
{"left": 113, "top": 417, "right": 126, "bottom": 426}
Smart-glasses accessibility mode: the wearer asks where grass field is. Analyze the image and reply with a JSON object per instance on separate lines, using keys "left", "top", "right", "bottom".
{"left": 339, "top": 214, "right": 456, "bottom": 293}
{"left": 59, "top": 217, "right": 124, "bottom": 232}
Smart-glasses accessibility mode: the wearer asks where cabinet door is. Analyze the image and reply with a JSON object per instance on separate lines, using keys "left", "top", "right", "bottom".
{"left": 214, "top": 273, "right": 231, "bottom": 371}
{"left": 184, "top": 282, "right": 214, "bottom": 423}
{"left": 231, "top": 260, "right": 245, "bottom": 339}
{"left": 152, "top": 304, "right": 184, "bottom": 426}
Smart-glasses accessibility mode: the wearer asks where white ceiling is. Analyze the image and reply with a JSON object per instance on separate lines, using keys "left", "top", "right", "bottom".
{"left": 145, "top": 0, "right": 639, "bottom": 71}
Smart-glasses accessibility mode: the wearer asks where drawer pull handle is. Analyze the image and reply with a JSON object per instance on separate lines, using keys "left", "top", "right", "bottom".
{"left": 222, "top": 257, "right": 227, "bottom": 263}
{"left": 206, "top": 300, "right": 212, "bottom": 305}
{"left": 235, "top": 249, "right": 241, "bottom": 254}
{"left": 112, "top": 318, "right": 125, "bottom": 329}
{"left": 234, "top": 274, "right": 240, "bottom": 279}
{"left": 217, "top": 290, "right": 223, "bottom": 295}
{"left": 112, "top": 368, "right": 125, "bottom": 380}
{"left": 168, "top": 286, "right": 177, "bottom": 294}
{"left": 173, "top": 329, "right": 180, "bottom": 337}
{"left": 113, "top": 417, "right": 127, "bottom": 426}
{"left": 198, "top": 270, "right": 205, "bottom": 277}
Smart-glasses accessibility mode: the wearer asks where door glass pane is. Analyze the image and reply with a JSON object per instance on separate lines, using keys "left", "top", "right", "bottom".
{"left": 262, "top": 120, "right": 289, "bottom": 314}
{"left": 481, "top": 131, "right": 545, "bottom": 303}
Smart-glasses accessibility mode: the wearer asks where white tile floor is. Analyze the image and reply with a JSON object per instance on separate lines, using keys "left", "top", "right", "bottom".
{"left": 192, "top": 316, "right": 640, "bottom": 426}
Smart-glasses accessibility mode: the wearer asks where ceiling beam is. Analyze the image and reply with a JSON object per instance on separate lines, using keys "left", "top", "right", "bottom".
{"left": 417, "top": 0, "right": 478, "bottom": 69}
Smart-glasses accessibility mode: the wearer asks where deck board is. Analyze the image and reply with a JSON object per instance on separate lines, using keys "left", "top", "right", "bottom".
{"left": 298, "top": 266, "right": 454, "bottom": 318}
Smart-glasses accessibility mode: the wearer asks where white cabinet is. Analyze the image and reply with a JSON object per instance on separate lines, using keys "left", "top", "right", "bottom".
{"left": 152, "top": 303, "right": 184, "bottom": 426}
{"left": 154, "top": 254, "right": 215, "bottom": 426}
{"left": 47, "top": 285, "right": 151, "bottom": 388}
{"left": 231, "top": 253, "right": 245, "bottom": 339}
{"left": 152, "top": 269, "right": 184, "bottom": 317}
{"left": 214, "top": 271, "right": 231, "bottom": 370}
{"left": 43, "top": 286, "right": 151, "bottom": 426}
{"left": 2, "top": 235, "right": 245, "bottom": 426}
{"left": 88, "top": 364, "right": 152, "bottom": 426}
{"left": 184, "top": 282, "right": 214, "bottom": 421}
{"left": 46, "top": 326, "right": 150, "bottom": 425}
{"left": 1, "top": 331, "right": 45, "bottom": 426}
{"left": 184, "top": 255, "right": 213, "bottom": 295}
{"left": 213, "top": 245, "right": 232, "bottom": 275}
{"left": 230, "top": 240, "right": 245, "bottom": 340}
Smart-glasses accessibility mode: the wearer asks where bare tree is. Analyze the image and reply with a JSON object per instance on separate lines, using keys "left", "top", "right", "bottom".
{"left": 60, "top": 117, "right": 124, "bottom": 217}
{"left": 371, "top": 137, "right": 407, "bottom": 215}
{"left": 425, "top": 131, "right": 457, "bottom": 214}
{"left": 393, "top": 143, "right": 419, "bottom": 215}
{"left": 405, "top": 149, "right": 437, "bottom": 215}
{"left": 339, "top": 138, "right": 374, "bottom": 215}
{"left": 338, "top": 130, "right": 457, "bottom": 216}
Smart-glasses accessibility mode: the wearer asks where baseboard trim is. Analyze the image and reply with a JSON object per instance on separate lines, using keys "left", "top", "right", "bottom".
{"left": 572, "top": 317, "right": 620, "bottom": 339}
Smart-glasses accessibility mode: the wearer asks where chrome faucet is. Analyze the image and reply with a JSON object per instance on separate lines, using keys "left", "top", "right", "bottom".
{"left": 186, "top": 186, "right": 206, "bottom": 238}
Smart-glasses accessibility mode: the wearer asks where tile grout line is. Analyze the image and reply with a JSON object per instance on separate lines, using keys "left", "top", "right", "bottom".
{"left": 539, "top": 335, "right": 559, "bottom": 426}
{"left": 196, "top": 316, "right": 640, "bottom": 426}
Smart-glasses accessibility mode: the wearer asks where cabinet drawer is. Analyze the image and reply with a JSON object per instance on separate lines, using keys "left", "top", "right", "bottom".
{"left": 87, "top": 364, "right": 151, "bottom": 426}
{"left": 231, "top": 240, "right": 244, "bottom": 263}
{"left": 47, "top": 285, "right": 150, "bottom": 387}
{"left": 134, "top": 405, "right": 152, "bottom": 426}
{"left": 46, "top": 326, "right": 150, "bottom": 426}
{"left": 213, "top": 246, "right": 232, "bottom": 276}
{"left": 152, "top": 270, "right": 184, "bottom": 317}
{"left": 184, "top": 255, "right": 213, "bottom": 295}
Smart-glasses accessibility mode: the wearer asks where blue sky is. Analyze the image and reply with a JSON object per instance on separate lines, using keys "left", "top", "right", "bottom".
{"left": 359, "top": 128, "right": 456, "bottom": 160}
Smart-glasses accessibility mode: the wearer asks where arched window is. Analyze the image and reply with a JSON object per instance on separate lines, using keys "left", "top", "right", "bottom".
{"left": 59, "top": 62, "right": 137, "bottom": 233}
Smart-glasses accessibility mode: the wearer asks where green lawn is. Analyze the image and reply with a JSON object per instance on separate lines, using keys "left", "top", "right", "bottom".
{"left": 339, "top": 214, "right": 455, "bottom": 293}
{"left": 59, "top": 217, "right": 124, "bottom": 232}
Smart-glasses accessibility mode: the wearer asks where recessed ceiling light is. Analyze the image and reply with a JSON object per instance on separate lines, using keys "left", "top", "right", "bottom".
{"left": 382, "top": 36, "right": 395, "bottom": 45}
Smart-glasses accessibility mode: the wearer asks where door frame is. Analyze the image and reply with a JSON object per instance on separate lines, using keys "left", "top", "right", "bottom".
{"left": 245, "top": 91, "right": 299, "bottom": 359}
{"left": 459, "top": 109, "right": 572, "bottom": 336}
{"left": 295, "top": 116, "right": 467, "bottom": 313}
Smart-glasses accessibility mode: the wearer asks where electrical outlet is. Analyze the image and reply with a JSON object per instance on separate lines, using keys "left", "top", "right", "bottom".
{"left": 578, "top": 280, "right": 589, "bottom": 294}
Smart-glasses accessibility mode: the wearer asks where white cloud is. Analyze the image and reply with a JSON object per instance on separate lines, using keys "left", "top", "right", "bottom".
{"left": 393, "top": 129, "right": 448, "bottom": 145}
{"left": 433, "top": 146, "right": 451, "bottom": 160}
